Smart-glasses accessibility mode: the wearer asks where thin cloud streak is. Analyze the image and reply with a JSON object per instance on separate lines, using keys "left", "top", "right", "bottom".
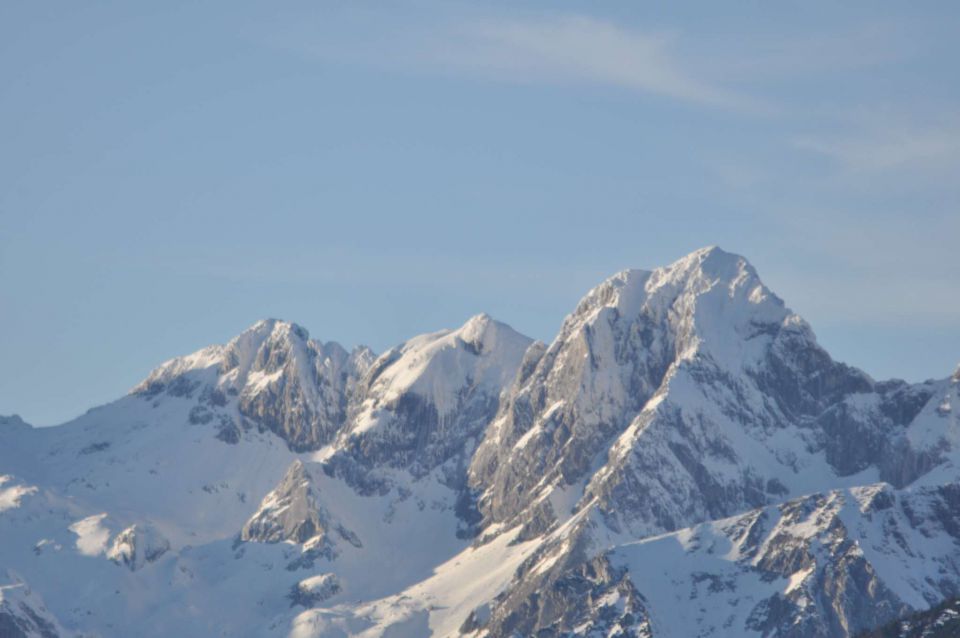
{"left": 697, "top": 20, "right": 917, "bottom": 82}
{"left": 440, "top": 16, "right": 765, "bottom": 112}
{"left": 794, "top": 117, "right": 960, "bottom": 173}
{"left": 263, "top": 11, "right": 766, "bottom": 113}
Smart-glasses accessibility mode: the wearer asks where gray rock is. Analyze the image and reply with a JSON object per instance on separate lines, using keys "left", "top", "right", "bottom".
{"left": 107, "top": 524, "right": 170, "bottom": 571}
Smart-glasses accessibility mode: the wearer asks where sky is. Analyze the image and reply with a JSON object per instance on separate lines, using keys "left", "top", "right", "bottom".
{"left": 2, "top": 2, "right": 959, "bottom": 426}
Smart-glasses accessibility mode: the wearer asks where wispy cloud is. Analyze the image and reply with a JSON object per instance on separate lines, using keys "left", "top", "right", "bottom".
{"left": 438, "top": 16, "right": 761, "bottom": 111}
{"left": 793, "top": 115, "right": 960, "bottom": 173}
{"left": 699, "top": 21, "right": 917, "bottom": 82}
{"left": 266, "top": 10, "right": 763, "bottom": 112}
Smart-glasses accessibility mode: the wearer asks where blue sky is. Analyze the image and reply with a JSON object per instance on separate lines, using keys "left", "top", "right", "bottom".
{"left": 2, "top": 2, "right": 959, "bottom": 425}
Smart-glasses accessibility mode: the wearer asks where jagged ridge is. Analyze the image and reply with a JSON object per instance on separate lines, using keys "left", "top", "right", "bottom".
{"left": 0, "top": 247, "right": 958, "bottom": 638}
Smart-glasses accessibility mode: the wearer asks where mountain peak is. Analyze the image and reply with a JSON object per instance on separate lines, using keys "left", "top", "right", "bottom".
{"left": 133, "top": 319, "right": 329, "bottom": 395}
{"left": 0, "top": 415, "right": 30, "bottom": 432}
{"left": 677, "top": 244, "right": 739, "bottom": 267}
{"left": 456, "top": 312, "right": 494, "bottom": 343}
{"left": 331, "top": 316, "right": 534, "bottom": 476}
{"left": 454, "top": 313, "right": 526, "bottom": 357}
{"left": 567, "top": 246, "right": 782, "bottom": 347}
{"left": 357, "top": 315, "right": 533, "bottom": 415}
{"left": 649, "top": 245, "right": 757, "bottom": 293}
{"left": 226, "top": 318, "right": 311, "bottom": 360}
{"left": 5, "top": 248, "right": 960, "bottom": 638}
{"left": 126, "top": 318, "right": 374, "bottom": 450}
{"left": 459, "top": 311, "right": 493, "bottom": 331}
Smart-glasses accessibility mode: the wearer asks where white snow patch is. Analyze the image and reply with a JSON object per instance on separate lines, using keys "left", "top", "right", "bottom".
{"left": 0, "top": 476, "right": 37, "bottom": 512}
{"left": 786, "top": 565, "right": 814, "bottom": 593}
{"left": 68, "top": 513, "right": 111, "bottom": 556}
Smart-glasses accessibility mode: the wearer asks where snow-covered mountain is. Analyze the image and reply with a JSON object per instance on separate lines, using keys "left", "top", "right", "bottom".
{"left": 133, "top": 318, "right": 375, "bottom": 450}
{"left": 860, "top": 596, "right": 960, "bottom": 637}
{"left": 1, "top": 247, "right": 958, "bottom": 637}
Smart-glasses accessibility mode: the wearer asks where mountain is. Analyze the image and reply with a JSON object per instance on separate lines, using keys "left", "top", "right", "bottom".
{"left": 859, "top": 596, "right": 960, "bottom": 638}
{"left": 327, "top": 312, "right": 533, "bottom": 486}
{"left": 0, "top": 571, "right": 66, "bottom": 638}
{"left": 0, "top": 247, "right": 957, "bottom": 637}
{"left": 133, "top": 318, "right": 375, "bottom": 450}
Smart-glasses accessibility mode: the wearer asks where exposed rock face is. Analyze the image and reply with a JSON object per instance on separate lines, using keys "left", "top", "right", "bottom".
{"left": 326, "top": 314, "right": 532, "bottom": 489}
{"left": 230, "top": 322, "right": 374, "bottom": 451}
{"left": 602, "top": 482, "right": 960, "bottom": 638}
{"left": 240, "top": 460, "right": 361, "bottom": 561}
{"left": 467, "top": 249, "right": 952, "bottom": 540}
{"left": 241, "top": 460, "right": 332, "bottom": 546}
{"left": 132, "top": 319, "right": 374, "bottom": 451}
{"left": 129, "top": 314, "right": 531, "bottom": 468}
{"left": 106, "top": 524, "right": 170, "bottom": 571}
{"left": 859, "top": 597, "right": 960, "bottom": 638}
{"left": 0, "top": 573, "right": 65, "bottom": 638}
{"left": 463, "top": 248, "right": 960, "bottom": 635}
{"left": 4, "top": 247, "right": 960, "bottom": 638}
{"left": 292, "top": 573, "right": 341, "bottom": 607}
{"left": 473, "top": 529, "right": 654, "bottom": 638}
{"left": 470, "top": 249, "right": 802, "bottom": 532}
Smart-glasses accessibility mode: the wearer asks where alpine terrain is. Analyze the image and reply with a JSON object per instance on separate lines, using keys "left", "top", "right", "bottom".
{"left": 2, "top": 247, "right": 959, "bottom": 638}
